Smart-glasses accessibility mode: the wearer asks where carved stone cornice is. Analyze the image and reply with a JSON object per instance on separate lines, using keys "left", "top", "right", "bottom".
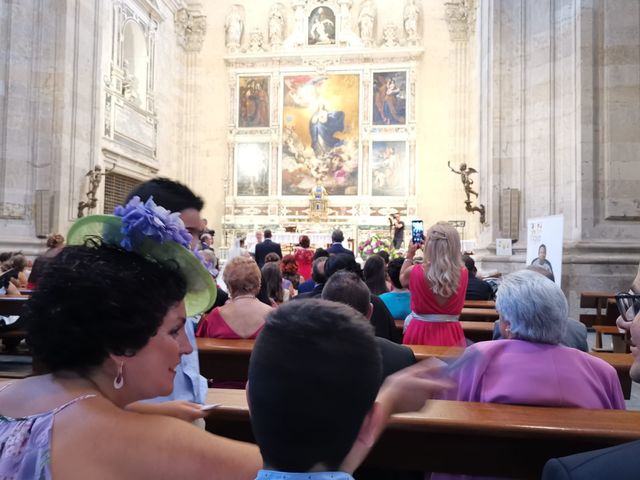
{"left": 175, "top": 8, "right": 207, "bottom": 52}
{"left": 444, "top": 0, "right": 476, "bottom": 43}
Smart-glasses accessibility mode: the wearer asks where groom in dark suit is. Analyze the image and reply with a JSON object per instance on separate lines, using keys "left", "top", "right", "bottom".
{"left": 326, "top": 229, "right": 354, "bottom": 256}
{"left": 254, "top": 229, "right": 282, "bottom": 268}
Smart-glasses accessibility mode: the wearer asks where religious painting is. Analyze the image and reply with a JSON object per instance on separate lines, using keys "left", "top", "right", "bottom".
{"left": 371, "top": 141, "right": 408, "bottom": 196}
{"left": 308, "top": 6, "right": 336, "bottom": 45}
{"left": 238, "top": 76, "right": 270, "bottom": 128}
{"left": 236, "top": 143, "right": 270, "bottom": 196}
{"left": 282, "top": 74, "right": 360, "bottom": 196}
{"left": 372, "top": 71, "right": 407, "bottom": 125}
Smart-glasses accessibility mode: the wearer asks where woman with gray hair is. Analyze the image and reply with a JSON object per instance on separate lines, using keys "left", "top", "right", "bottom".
{"left": 445, "top": 270, "right": 625, "bottom": 409}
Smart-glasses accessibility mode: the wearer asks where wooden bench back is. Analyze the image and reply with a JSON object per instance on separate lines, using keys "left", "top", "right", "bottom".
{"left": 204, "top": 388, "right": 640, "bottom": 478}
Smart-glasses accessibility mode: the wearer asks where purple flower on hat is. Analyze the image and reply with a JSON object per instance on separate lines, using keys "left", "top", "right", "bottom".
{"left": 114, "top": 196, "right": 192, "bottom": 251}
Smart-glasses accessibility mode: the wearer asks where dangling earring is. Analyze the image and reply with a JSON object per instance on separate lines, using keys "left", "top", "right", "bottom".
{"left": 113, "top": 361, "right": 124, "bottom": 390}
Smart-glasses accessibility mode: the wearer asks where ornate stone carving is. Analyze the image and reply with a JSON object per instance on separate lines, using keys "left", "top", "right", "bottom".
{"left": 444, "top": 0, "right": 476, "bottom": 42}
{"left": 381, "top": 23, "right": 400, "bottom": 47}
{"left": 358, "top": 0, "right": 376, "bottom": 47}
{"left": 225, "top": 4, "right": 245, "bottom": 52}
{"left": 403, "top": 0, "right": 420, "bottom": 45}
{"left": 247, "top": 28, "right": 266, "bottom": 53}
{"left": 175, "top": 8, "right": 207, "bottom": 52}
{"left": 268, "top": 3, "right": 286, "bottom": 48}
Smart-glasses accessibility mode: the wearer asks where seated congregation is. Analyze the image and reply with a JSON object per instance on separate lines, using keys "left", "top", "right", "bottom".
{"left": 1, "top": 177, "right": 639, "bottom": 480}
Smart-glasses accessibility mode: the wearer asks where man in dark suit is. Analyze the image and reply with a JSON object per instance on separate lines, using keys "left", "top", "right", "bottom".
{"left": 322, "top": 271, "right": 416, "bottom": 380}
{"left": 542, "top": 303, "right": 640, "bottom": 479}
{"left": 254, "top": 229, "right": 282, "bottom": 268}
{"left": 326, "top": 229, "right": 354, "bottom": 256}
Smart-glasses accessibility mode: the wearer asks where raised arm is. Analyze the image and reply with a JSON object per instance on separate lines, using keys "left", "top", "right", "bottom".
{"left": 399, "top": 242, "right": 421, "bottom": 288}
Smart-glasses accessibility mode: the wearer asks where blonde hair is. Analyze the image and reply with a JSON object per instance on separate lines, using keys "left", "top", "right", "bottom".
{"left": 224, "top": 256, "right": 261, "bottom": 296}
{"left": 46, "top": 233, "right": 65, "bottom": 249}
{"left": 423, "top": 222, "right": 462, "bottom": 298}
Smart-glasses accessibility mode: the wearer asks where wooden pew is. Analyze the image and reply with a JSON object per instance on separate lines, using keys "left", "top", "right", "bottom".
{"left": 580, "top": 291, "right": 616, "bottom": 327}
{"left": 204, "top": 388, "right": 640, "bottom": 479}
{"left": 463, "top": 299, "right": 495, "bottom": 309}
{"left": 197, "top": 338, "right": 635, "bottom": 399}
{"left": 459, "top": 307, "right": 499, "bottom": 322}
{"left": 394, "top": 319, "right": 495, "bottom": 343}
{"left": 589, "top": 352, "right": 634, "bottom": 400}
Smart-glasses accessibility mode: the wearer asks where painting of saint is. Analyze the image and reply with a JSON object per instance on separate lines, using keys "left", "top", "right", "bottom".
{"left": 238, "top": 76, "right": 270, "bottom": 128}
{"left": 308, "top": 7, "right": 335, "bottom": 45}
{"left": 371, "top": 141, "right": 407, "bottom": 196}
{"left": 236, "top": 143, "right": 270, "bottom": 196}
{"left": 372, "top": 71, "right": 407, "bottom": 125}
{"left": 282, "top": 74, "right": 359, "bottom": 195}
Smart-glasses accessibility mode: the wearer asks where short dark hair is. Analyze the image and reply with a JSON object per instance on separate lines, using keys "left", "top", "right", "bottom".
{"left": 363, "top": 255, "right": 389, "bottom": 296}
{"left": 462, "top": 255, "right": 477, "bottom": 277}
{"left": 311, "top": 256, "right": 328, "bottom": 284}
{"left": 264, "top": 229, "right": 272, "bottom": 238}
{"left": 126, "top": 177, "right": 204, "bottom": 213}
{"left": 26, "top": 242, "right": 186, "bottom": 373}
{"left": 322, "top": 271, "right": 370, "bottom": 316}
{"left": 264, "top": 252, "right": 280, "bottom": 263}
{"left": 325, "top": 253, "right": 362, "bottom": 280}
{"left": 377, "top": 250, "right": 390, "bottom": 264}
{"left": 313, "top": 248, "right": 329, "bottom": 261}
{"left": 387, "top": 257, "right": 405, "bottom": 289}
{"left": 248, "top": 300, "right": 381, "bottom": 472}
{"left": 331, "top": 229, "right": 344, "bottom": 243}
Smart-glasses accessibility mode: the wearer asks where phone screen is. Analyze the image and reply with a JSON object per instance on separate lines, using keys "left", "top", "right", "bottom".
{"left": 411, "top": 220, "right": 425, "bottom": 244}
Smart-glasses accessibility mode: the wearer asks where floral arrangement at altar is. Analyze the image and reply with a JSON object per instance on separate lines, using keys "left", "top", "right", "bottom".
{"left": 357, "top": 234, "right": 400, "bottom": 260}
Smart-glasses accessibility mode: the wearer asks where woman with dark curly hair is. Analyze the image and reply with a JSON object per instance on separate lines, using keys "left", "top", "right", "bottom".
{"left": 0, "top": 199, "right": 261, "bottom": 479}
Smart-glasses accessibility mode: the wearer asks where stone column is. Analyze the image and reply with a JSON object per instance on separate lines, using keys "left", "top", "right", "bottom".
{"left": 444, "top": 1, "right": 478, "bottom": 223}
{"left": 175, "top": 7, "right": 207, "bottom": 188}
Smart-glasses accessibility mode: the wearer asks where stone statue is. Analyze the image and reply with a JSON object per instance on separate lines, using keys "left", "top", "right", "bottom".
{"left": 268, "top": 3, "right": 286, "bottom": 47}
{"left": 403, "top": 0, "right": 420, "bottom": 44}
{"left": 247, "top": 28, "right": 266, "bottom": 53}
{"left": 358, "top": 0, "right": 376, "bottom": 47}
{"left": 225, "top": 4, "right": 244, "bottom": 52}
{"left": 77, "top": 166, "right": 111, "bottom": 218}
{"left": 121, "top": 60, "right": 137, "bottom": 102}
{"left": 381, "top": 23, "right": 399, "bottom": 47}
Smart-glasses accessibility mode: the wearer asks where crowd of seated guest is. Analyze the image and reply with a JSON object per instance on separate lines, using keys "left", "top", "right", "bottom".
{"left": 4, "top": 176, "right": 640, "bottom": 480}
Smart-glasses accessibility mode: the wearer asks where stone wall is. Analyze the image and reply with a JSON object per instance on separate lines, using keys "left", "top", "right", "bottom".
{"left": 476, "top": 0, "right": 640, "bottom": 317}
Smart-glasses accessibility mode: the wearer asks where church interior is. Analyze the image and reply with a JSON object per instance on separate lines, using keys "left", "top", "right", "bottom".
{"left": 1, "top": 0, "right": 640, "bottom": 478}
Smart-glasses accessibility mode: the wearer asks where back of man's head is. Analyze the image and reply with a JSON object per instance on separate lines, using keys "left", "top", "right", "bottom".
{"left": 325, "top": 253, "right": 361, "bottom": 280}
{"left": 126, "top": 177, "right": 204, "bottom": 213}
{"left": 311, "top": 256, "right": 328, "bottom": 284}
{"left": 331, "top": 229, "right": 344, "bottom": 243}
{"left": 322, "top": 271, "right": 370, "bottom": 317}
{"left": 264, "top": 229, "right": 272, "bottom": 239}
{"left": 248, "top": 299, "right": 382, "bottom": 472}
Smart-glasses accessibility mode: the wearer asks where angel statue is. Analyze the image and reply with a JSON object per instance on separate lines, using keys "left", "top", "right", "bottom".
{"left": 448, "top": 161, "right": 479, "bottom": 203}
{"left": 403, "top": 0, "right": 420, "bottom": 44}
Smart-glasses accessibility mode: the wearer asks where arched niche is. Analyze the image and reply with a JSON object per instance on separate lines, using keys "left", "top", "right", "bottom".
{"left": 121, "top": 20, "right": 148, "bottom": 105}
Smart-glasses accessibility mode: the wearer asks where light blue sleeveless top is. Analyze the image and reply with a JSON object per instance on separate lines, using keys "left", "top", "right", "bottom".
{"left": 0, "top": 383, "right": 95, "bottom": 479}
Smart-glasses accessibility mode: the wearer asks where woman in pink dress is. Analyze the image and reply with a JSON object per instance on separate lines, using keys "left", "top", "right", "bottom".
{"left": 197, "top": 256, "right": 271, "bottom": 339}
{"left": 400, "top": 222, "right": 468, "bottom": 347}
{"left": 293, "top": 235, "right": 314, "bottom": 281}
